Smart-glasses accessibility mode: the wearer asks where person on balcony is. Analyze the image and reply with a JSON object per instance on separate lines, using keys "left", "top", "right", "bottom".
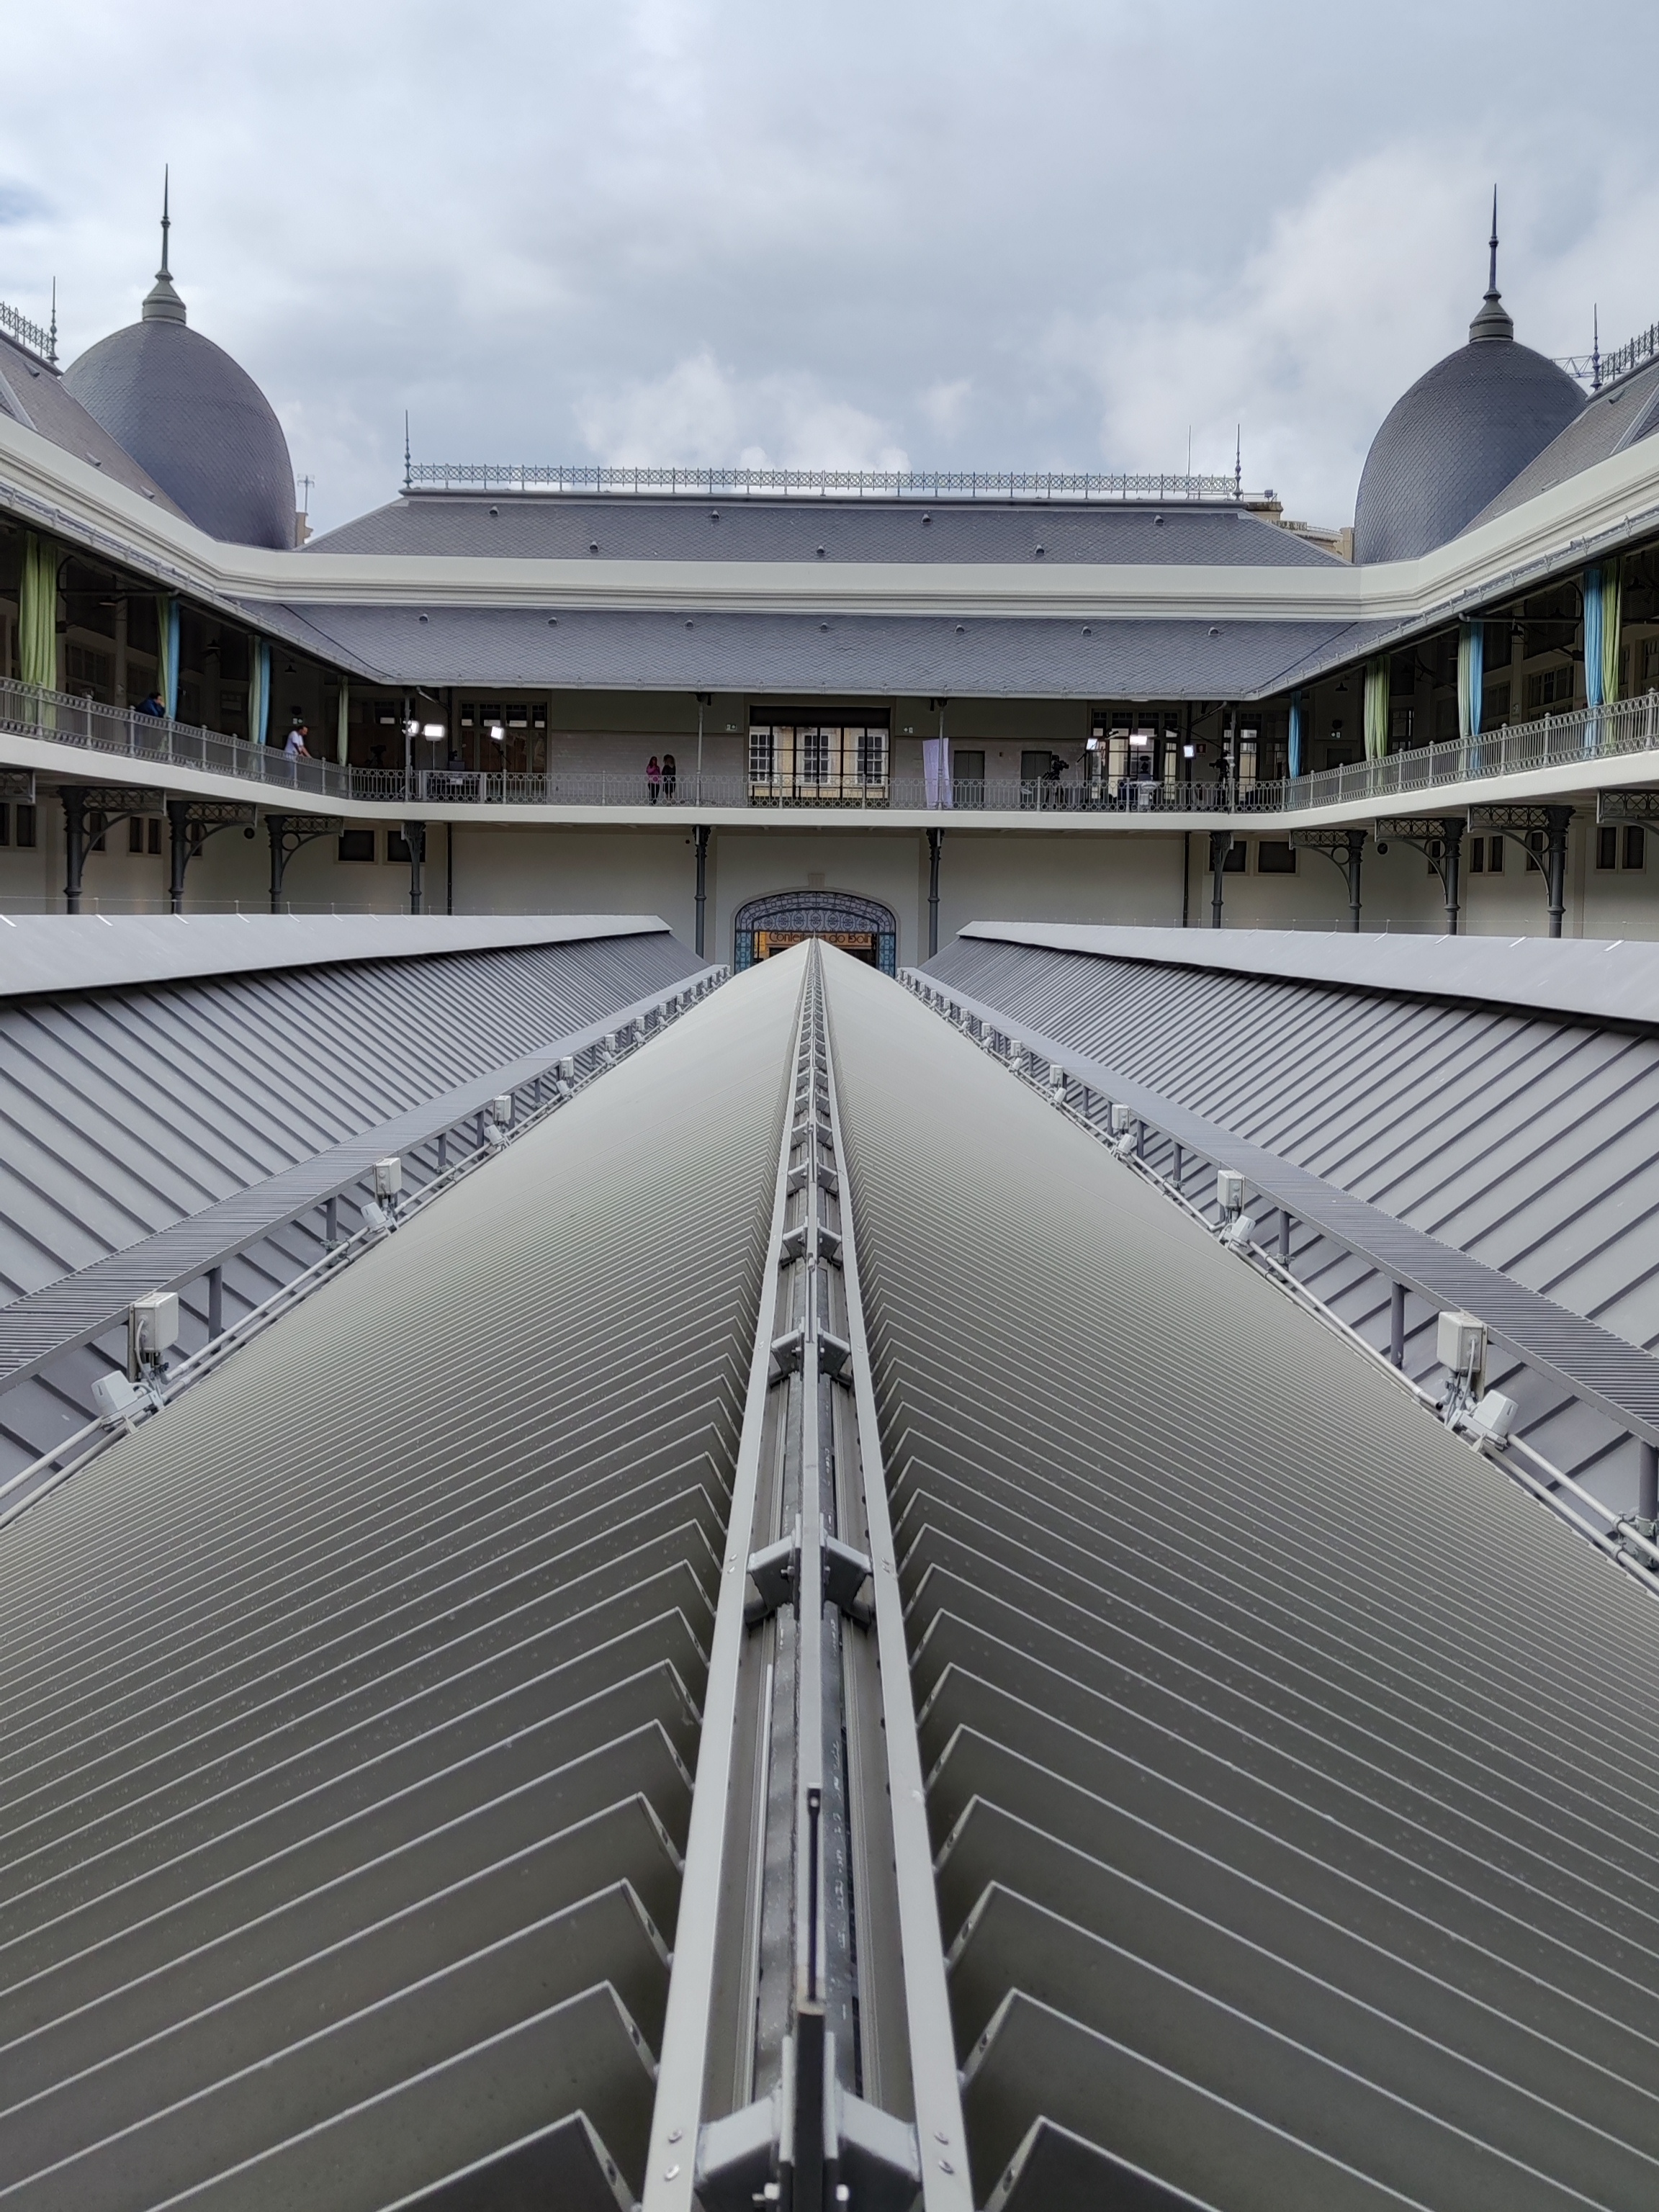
{"left": 662, "top": 751, "right": 677, "bottom": 800}
{"left": 646, "top": 755, "right": 662, "bottom": 804}
{"left": 284, "top": 721, "right": 312, "bottom": 772}
{"left": 135, "top": 688, "right": 166, "bottom": 719}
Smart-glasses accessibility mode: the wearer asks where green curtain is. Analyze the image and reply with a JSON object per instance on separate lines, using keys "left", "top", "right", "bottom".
{"left": 1601, "top": 563, "right": 1622, "bottom": 707}
{"left": 19, "top": 532, "right": 57, "bottom": 690}
{"left": 1363, "top": 655, "right": 1390, "bottom": 762}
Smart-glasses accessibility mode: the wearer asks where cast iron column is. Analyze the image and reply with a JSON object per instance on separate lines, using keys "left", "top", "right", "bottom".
{"left": 1544, "top": 805, "right": 1572, "bottom": 939}
{"left": 266, "top": 814, "right": 289, "bottom": 913}
{"left": 694, "top": 824, "right": 710, "bottom": 958}
{"left": 166, "top": 798, "right": 190, "bottom": 914}
{"left": 927, "top": 827, "right": 943, "bottom": 959}
{"left": 405, "top": 820, "right": 426, "bottom": 914}
{"left": 1344, "top": 828, "right": 1366, "bottom": 932}
{"left": 60, "top": 788, "right": 86, "bottom": 914}
{"left": 1209, "top": 829, "right": 1231, "bottom": 928}
{"left": 1439, "top": 817, "right": 1464, "bottom": 935}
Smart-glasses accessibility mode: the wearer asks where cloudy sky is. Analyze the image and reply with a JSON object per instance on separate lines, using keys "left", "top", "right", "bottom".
{"left": 5, "top": 0, "right": 1658, "bottom": 532}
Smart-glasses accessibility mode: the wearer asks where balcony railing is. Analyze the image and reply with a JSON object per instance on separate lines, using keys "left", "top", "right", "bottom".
{"left": 6, "top": 678, "right": 1659, "bottom": 819}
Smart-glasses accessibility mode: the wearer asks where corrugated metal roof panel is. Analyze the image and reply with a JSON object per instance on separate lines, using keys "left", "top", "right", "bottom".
{"left": 0, "top": 955, "right": 799, "bottom": 2209}
{"left": 821, "top": 945, "right": 1659, "bottom": 2209}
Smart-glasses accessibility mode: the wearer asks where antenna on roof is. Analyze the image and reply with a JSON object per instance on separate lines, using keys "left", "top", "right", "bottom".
{"left": 403, "top": 412, "right": 412, "bottom": 491}
{"left": 1487, "top": 185, "right": 1498, "bottom": 298}
{"left": 1592, "top": 305, "right": 1601, "bottom": 392}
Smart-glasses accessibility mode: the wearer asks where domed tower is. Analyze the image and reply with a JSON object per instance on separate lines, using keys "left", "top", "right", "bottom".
{"left": 63, "top": 179, "right": 297, "bottom": 550}
{"left": 1353, "top": 198, "right": 1584, "bottom": 564}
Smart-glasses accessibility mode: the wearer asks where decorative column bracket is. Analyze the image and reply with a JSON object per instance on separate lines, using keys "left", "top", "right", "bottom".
{"left": 1375, "top": 814, "right": 1468, "bottom": 935}
{"left": 1290, "top": 827, "right": 1367, "bottom": 932}
{"left": 1467, "top": 804, "right": 1573, "bottom": 937}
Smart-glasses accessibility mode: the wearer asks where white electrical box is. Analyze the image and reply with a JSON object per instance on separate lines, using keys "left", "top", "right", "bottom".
{"left": 1436, "top": 1308, "right": 1487, "bottom": 1379}
{"left": 373, "top": 1156, "right": 403, "bottom": 1199}
{"left": 1216, "top": 1169, "right": 1246, "bottom": 1215}
{"left": 1109, "top": 1103, "right": 1133, "bottom": 1137}
{"left": 490, "top": 1093, "right": 513, "bottom": 1126}
{"left": 558, "top": 1056, "right": 575, "bottom": 1081}
{"left": 130, "top": 1290, "right": 179, "bottom": 1359}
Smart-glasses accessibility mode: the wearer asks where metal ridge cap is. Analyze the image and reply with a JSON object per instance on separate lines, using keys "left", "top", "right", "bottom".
{"left": 0, "top": 912, "right": 674, "bottom": 1000}
{"left": 952, "top": 920, "right": 1659, "bottom": 1028}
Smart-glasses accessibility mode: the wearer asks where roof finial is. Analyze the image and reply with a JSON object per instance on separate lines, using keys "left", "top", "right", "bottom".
{"left": 141, "top": 168, "right": 186, "bottom": 326}
{"left": 48, "top": 276, "right": 57, "bottom": 369}
{"left": 1469, "top": 185, "right": 1513, "bottom": 343}
{"left": 403, "top": 411, "right": 412, "bottom": 490}
{"left": 1234, "top": 424, "right": 1241, "bottom": 500}
{"left": 1593, "top": 304, "right": 1601, "bottom": 392}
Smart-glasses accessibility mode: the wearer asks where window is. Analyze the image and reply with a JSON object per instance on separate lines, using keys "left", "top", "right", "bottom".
{"left": 1487, "top": 835, "right": 1503, "bottom": 873}
{"left": 67, "top": 642, "right": 112, "bottom": 698}
{"left": 15, "top": 805, "right": 35, "bottom": 848}
{"left": 1470, "top": 840, "right": 1483, "bottom": 873}
{"left": 1483, "top": 683, "right": 1509, "bottom": 726}
{"left": 0, "top": 805, "right": 8, "bottom": 845}
{"left": 129, "top": 817, "right": 145, "bottom": 854}
{"left": 1598, "top": 827, "right": 1618, "bottom": 871}
{"left": 855, "top": 728, "right": 888, "bottom": 786}
{"left": 88, "top": 811, "right": 107, "bottom": 855}
{"left": 1435, "top": 698, "right": 1458, "bottom": 742}
{"left": 1626, "top": 825, "right": 1647, "bottom": 871}
{"left": 1643, "top": 637, "right": 1659, "bottom": 685}
{"left": 1524, "top": 665, "right": 1577, "bottom": 712}
{"left": 338, "top": 829, "right": 376, "bottom": 863}
{"left": 799, "top": 728, "right": 830, "bottom": 786}
{"left": 1256, "top": 840, "right": 1297, "bottom": 874}
{"left": 1220, "top": 842, "right": 1246, "bottom": 873}
{"left": 387, "top": 832, "right": 411, "bottom": 863}
{"left": 1390, "top": 703, "right": 1414, "bottom": 745}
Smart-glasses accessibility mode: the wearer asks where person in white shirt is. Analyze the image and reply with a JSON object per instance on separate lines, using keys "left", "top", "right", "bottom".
{"left": 284, "top": 722, "right": 311, "bottom": 759}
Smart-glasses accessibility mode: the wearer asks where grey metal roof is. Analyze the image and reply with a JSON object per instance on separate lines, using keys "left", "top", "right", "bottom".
{"left": 0, "top": 912, "right": 672, "bottom": 1002}
{"left": 63, "top": 319, "right": 296, "bottom": 551}
{"left": 926, "top": 929, "right": 1659, "bottom": 1503}
{"left": 957, "top": 920, "right": 1659, "bottom": 1028}
{"left": 0, "top": 333, "right": 185, "bottom": 516}
{"left": 0, "top": 927, "right": 701, "bottom": 1478}
{"left": 1462, "top": 356, "right": 1659, "bottom": 534}
{"left": 822, "top": 944, "right": 1659, "bottom": 2210}
{"left": 282, "top": 601, "right": 1369, "bottom": 700}
{"left": 1354, "top": 320, "right": 1584, "bottom": 564}
{"left": 309, "top": 492, "right": 1339, "bottom": 568}
{"left": 0, "top": 967, "right": 796, "bottom": 2209}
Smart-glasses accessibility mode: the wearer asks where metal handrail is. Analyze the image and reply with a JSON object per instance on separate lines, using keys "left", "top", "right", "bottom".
{"left": 403, "top": 462, "right": 1248, "bottom": 501}
{"left": 7, "top": 675, "right": 1659, "bottom": 819}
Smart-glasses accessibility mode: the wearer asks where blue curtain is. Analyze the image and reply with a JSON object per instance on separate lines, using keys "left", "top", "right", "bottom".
{"left": 1287, "top": 693, "right": 1303, "bottom": 778}
{"left": 249, "top": 639, "right": 271, "bottom": 746}
{"left": 1457, "top": 619, "right": 1483, "bottom": 742}
{"left": 1583, "top": 566, "right": 1605, "bottom": 709}
{"left": 156, "top": 594, "right": 181, "bottom": 719}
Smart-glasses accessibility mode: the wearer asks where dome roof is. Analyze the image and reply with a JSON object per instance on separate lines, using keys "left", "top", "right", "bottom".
{"left": 62, "top": 195, "right": 295, "bottom": 550}
{"left": 1353, "top": 219, "right": 1584, "bottom": 565}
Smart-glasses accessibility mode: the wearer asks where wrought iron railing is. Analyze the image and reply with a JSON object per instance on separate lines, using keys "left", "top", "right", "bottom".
{"left": 0, "top": 297, "right": 55, "bottom": 367}
{"left": 403, "top": 462, "right": 1249, "bottom": 502}
{"left": 6, "top": 676, "right": 1659, "bottom": 819}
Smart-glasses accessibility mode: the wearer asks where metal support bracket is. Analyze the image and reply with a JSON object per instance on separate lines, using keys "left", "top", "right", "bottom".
{"left": 745, "top": 1524, "right": 801, "bottom": 1627}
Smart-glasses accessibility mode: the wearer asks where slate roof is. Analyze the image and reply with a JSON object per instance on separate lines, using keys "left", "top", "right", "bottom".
{"left": 1462, "top": 356, "right": 1659, "bottom": 534}
{"left": 308, "top": 491, "right": 1339, "bottom": 567}
{"left": 279, "top": 600, "right": 1373, "bottom": 700}
{"left": 64, "top": 319, "right": 296, "bottom": 551}
{"left": 0, "top": 332, "right": 185, "bottom": 516}
{"left": 1354, "top": 318, "right": 1584, "bottom": 564}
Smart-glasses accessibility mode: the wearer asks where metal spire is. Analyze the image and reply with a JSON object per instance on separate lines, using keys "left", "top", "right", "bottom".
{"left": 403, "top": 412, "right": 412, "bottom": 490}
{"left": 1469, "top": 185, "right": 1513, "bottom": 343}
{"left": 48, "top": 277, "right": 56, "bottom": 368}
{"left": 142, "top": 168, "right": 186, "bottom": 325}
{"left": 1593, "top": 304, "right": 1601, "bottom": 392}
{"left": 1234, "top": 426, "right": 1241, "bottom": 500}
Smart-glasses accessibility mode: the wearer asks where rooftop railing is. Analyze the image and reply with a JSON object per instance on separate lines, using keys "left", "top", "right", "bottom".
{"left": 6, "top": 677, "right": 1659, "bottom": 819}
{"left": 403, "top": 462, "right": 1251, "bottom": 502}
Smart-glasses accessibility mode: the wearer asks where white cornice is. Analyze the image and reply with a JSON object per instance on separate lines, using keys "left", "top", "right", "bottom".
{"left": 4, "top": 406, "right": 1659, "bottom": 634}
